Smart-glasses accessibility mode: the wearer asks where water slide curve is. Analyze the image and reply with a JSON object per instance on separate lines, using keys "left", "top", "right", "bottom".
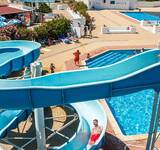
{"left": 0, "top": 40, "right": 40, "bottom": 77}
{"left": 0, "top": 40, "right": 106, "bottom": 150}
{"left": 0, "top": 41, "right": 160, "bottom": 109}
{"left": 1, "top": 40, "right": 160, "bottom": 149}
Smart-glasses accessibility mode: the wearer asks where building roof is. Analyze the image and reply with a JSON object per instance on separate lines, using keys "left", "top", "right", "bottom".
{"left": 0, "top": 6, "right": 25, "bottom": 15}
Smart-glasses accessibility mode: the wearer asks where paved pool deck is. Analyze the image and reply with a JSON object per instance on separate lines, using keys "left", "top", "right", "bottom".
{"left": 40, "top": 7, "right": 160, "bottom": 73}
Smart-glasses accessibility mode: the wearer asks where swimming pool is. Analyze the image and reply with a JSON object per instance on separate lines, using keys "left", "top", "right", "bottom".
{"left": 122, "top": 12, "right": 160, "bottom": 21}
{"left": 86, "top": 50, "right": 140, "bottom": 68}
{"left": 86, "top": 49, "right": 158, "bottom": 135}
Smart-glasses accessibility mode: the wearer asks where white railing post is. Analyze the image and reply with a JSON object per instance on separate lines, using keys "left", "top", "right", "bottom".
{"left": 31, "top": 61, "right": 46, "bottom": 150}
{"left": 34, "top": 108, "right": 46, "bottom": 150}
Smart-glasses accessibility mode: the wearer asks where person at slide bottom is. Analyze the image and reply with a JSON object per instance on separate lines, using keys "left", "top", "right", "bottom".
{"left": 88, "top": 119, "right": 103, "bottom": 149}
{"left": 73, "top": 50, "right": 81, "bottom": 66}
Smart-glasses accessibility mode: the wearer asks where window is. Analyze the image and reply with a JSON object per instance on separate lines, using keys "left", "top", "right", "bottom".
{"left": 110, "top": 1, "right": 115, "bottom": 4}
{"left": 103, "top": 0, "right": 106, "bottom": 3}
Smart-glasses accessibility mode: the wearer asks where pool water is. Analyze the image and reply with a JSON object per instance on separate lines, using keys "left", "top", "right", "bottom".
{"left": 86, "top": 49, "right": 158, "bottom": 135}
{"left": 86, "top": 50, "right": 139, "bottom": 68}
{"left": 122, "top": 12, "right": 160, "bottom": 21}
{"left": 107, "top": 90, "right": 156, "bottom": 135}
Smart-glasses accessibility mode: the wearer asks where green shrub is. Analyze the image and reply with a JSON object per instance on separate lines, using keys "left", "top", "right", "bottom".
{"left": 34, "top": 25, "right": 48, "bottom": 40}
{"left": 34, "top": 17, "right": 71, "bottom": 40}
{"left": 0, "top": 17, "right": 71, "bottom": 42}
{"left": 17, "top": 27, "right": 33, "bottom": 40}
{"left": 39, "top": 3, "right": 52, "bottom": 13}
{"left": 46, "top": 17, "right": 71, "bottom": 38}
{"left": 0, "top": 35, "right": 10, "bottom": 41}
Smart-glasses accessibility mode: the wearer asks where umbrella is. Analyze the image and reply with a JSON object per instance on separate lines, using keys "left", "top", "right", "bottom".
{"left": 0, "top": 16, "right": 6, "bottom": 22}
{"left": 7, "top": 19, "right": 21, "bottom": 25}
{"left": 0, "top": 21, "right": 7, "bottom": 28}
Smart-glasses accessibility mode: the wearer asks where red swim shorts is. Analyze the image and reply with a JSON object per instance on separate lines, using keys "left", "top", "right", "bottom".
{"left": 90, "top": 134, "right": 100, "bottom": 143}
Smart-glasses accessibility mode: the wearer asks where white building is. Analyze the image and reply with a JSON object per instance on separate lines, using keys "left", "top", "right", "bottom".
{"left": 67, "top": 8, "right": 86, "bottom": 38}
{"left": 76, "top": 0, "right": 137, "bottom": 10}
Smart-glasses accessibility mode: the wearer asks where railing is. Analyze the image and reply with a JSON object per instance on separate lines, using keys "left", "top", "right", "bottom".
{"left": 140, "top": 20, "right": 160, "bottom": 34}
{"left": 141, "top": 20, "right": 160, "bottom": 27}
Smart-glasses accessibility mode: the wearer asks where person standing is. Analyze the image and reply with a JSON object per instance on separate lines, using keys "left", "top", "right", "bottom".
{"left": 73, "top": 50, "right": 81, "bottom": 66}
{"left": 50, "top": 63, "right": 55, "bottom": 73}
{"left": 87, "top": 53, "right": 91, "bottom": 59}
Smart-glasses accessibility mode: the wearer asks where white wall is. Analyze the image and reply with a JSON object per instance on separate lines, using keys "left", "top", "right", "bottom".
{"left": 137, "top": 1, "right": 160, "bottom": 8}
{"left": 94, "top": 0, "right": 137, "bottom": 10}
{"left": 76, "top": 0, "right": 137, "bottom": 10}
{"left": 67, "top": 8, "right": 86, "bottom": 38}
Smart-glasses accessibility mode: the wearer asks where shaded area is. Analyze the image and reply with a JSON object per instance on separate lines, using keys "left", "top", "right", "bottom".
{"left": 0, "top": 106, "right": 79, "bottom": 149}
{"left": 102, "top": 132, "right": 129, "bottom": 150}
{"left": 45, "top": 105, "right": 79, "bottom": 147}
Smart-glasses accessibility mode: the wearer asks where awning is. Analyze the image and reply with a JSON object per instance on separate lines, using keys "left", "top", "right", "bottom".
{"left": 0, "top": 6, "right": 25, "bottom": 15}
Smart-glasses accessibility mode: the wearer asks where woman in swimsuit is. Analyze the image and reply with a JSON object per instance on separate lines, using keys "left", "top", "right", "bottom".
{"left": 73, "top": 50, "right": 81, "bottom": 66}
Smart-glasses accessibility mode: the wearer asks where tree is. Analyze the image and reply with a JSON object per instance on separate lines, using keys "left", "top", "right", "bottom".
{"left": 74, "top": 1, "right": 88, "bottom": 15}
{"left": 38, "top": 3, "right": 52, "bottom": 13}
{"left": 67, "top": 0, "right": 95, "bottom": 33}
{"left": 34, "top": 17, "right": 71, "bottom": 40}
{"left": 46, "top": 17, "right": 71, "bottom": 39}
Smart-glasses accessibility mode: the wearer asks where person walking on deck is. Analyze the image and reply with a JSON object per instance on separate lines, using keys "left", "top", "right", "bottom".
{"left": 73, "top": 50, "right": 81, "bottom": 66}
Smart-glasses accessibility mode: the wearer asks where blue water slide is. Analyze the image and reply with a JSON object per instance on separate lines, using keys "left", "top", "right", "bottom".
{"left": 0, "top": 46, "right": 160, "bottom": 109}
{"left": 0, "top": 40, "right": 40, "bottom": 76}
{"left": 72, "top": 100, "right": 107, "bottom": 150}
{"left": 1, "top": 40, "right": 160, "bottom": 149}
{"left": 0, "top": 109, "right": 31, "bottom": 138}
{"left": 0, "top": 40, "right": 107, "bottom": 149}
{"left": 0, "top": 40, "right": 40, "bottom": 143}
{"left": 52, "top": 101, "right": 107, "bottom": 150}
{"left": 53, "top": 105, "right": 90, "bottom": 150}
